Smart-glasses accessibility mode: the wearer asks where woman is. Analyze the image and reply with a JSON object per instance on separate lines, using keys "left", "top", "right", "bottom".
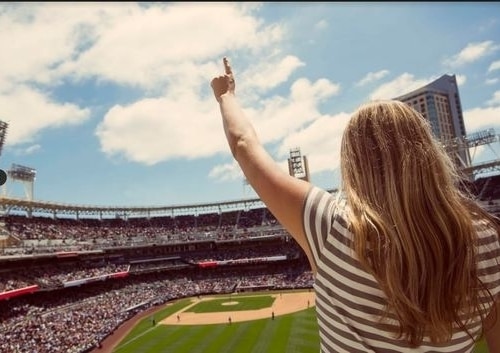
{"left": 211, "top": 57, "right": 500, "bottom": 352}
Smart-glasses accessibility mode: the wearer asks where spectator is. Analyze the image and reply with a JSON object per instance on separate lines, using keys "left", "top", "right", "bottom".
{"left": 211, "top": 57, "right": 500, "bottom": 352}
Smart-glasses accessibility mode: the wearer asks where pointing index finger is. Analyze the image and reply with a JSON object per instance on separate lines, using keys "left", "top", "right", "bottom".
{"left": 223, "top": 57, "right": 232, "bottom": 75}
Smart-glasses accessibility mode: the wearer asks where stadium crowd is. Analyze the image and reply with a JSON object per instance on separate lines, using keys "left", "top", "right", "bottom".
{"left": 0, "top": 240, "right": 303, "bottom": 292}
{"left": 1, "top": 206, "right": 285, "bottom": 255}
{"left": 0, "top": 262, "right": 129, "bottom": 292}
{"left": 0, "top": 264, "right": 313, "bottom": 353}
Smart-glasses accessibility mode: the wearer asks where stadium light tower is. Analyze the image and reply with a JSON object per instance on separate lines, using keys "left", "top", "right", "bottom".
{"left": 5, "top": 164, "right": 37, "bottom": 201}
{"left": 444, "top": 128, "right": 500, "bottom": 179}
{"left": 242, "top": 147, "right": 311, "bottom": 197}
{"left": 0, "top": 121, "right": 8, "bottom": 186}
{"left": 0, "top": 121, "right": 8, "bottom": 157}
{"left": 288, "top": 147, "right": 310, "bottom": 182}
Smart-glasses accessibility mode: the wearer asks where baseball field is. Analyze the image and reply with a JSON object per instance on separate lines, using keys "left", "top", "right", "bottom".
{"left": 103, "top": 289, "right": 489, "bottom": 353}
{"left": 108, "top": 289, "right": 318, "bottom": 353}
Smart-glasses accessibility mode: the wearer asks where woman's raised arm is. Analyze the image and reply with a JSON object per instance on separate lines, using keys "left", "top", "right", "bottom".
{"left": 211, "top": 57, "right": 316, "bottom": 273}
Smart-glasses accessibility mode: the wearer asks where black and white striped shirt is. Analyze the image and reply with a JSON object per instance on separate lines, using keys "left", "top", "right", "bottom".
{"left": 302, "top": 186, "right": 500, "bottom": 353}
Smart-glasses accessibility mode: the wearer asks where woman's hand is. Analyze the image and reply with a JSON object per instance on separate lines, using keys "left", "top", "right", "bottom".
{"left": 211, "top": 57, "right": 236, "bottom": 103}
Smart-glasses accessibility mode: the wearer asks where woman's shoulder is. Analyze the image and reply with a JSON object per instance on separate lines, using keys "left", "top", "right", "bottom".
{"left": 473, "top": 217, "right": 499, "bottom": 246}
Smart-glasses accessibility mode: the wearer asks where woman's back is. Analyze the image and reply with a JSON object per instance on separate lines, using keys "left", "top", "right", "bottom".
{"left": 303, "top": 186, "right": 500, "bottom": 353}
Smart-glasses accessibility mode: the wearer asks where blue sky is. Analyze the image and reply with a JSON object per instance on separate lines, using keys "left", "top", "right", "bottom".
{"left": 0, "top": 2, "right": 499, "bottom": 207}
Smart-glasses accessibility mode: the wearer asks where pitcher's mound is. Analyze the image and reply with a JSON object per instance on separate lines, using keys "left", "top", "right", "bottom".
{"left": 161, "top": 291, "right": 315, "bottom": 326}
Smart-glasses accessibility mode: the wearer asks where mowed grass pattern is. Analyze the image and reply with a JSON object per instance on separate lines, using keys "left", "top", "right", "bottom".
{"left": 113, "top": 292, "right": 319, "bottom": 353}
{"left": 112, "top": 291, "right": 490, "bottom": 353}
{"left": 114, "top": 310, "right": 318, "bottom": 353}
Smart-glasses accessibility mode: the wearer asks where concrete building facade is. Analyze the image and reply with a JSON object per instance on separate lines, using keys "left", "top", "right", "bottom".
{"left": 394, "top": 74, "right": 471, "bottom": 169}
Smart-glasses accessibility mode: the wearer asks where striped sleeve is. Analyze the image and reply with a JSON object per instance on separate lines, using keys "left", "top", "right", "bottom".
{"left": 476, "top": 226, "right": 500, "bottom": 301}
{"left": 302, "top": 186, "right": 338, "bottom": 272}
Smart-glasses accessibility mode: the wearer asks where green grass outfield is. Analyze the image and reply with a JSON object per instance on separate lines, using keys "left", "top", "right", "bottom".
{"left": 112, "top": 290, "right": 489, "bottom": 353}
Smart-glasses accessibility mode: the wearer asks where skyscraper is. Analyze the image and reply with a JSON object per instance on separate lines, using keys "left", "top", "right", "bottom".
{"left": 394, "top": 74, "right": 471, "bottom": 169}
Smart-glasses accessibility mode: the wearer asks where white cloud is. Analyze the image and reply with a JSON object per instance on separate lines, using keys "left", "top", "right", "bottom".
{"left": 463, "top": 106, "right": 500, "bottom": 133}
{"left": 277, "top": 112, "right": 352, "bottom": 174}
{"left": 0, "top": 3, "right": 120, "bottom": 86}
{"left": 7, "top": 143, "right": 42, "bottom": 157}
{"left": 369, "top": 73, "right": 436, "bottom": 100}
{"left": 485, "top": 78, "right": 499, "bottom": 85}
{"left": 0, "top": 3, "right": 285, "bottom": 147}
{"left": 486, "top": 90, "right": 500, "bottom": 106}
{"left": 0, "top": 85, "right": 90, "bottom": 145}
{"left": 355, "top": 70, "right": 390, "bottom": 87}
{"left": 463, "top": 105, "right": 500, "bottom": 165}
{"left": 314, "top": 19, "right": 328, "bottom": 31}
{"left": 208, "top": 162, "right": 243, "bottom": 182}
{"left": 60, "top": 3, "right": 284, "bottom": 91}
{"left": 455, "top": 74, "right": 467, "bottom": 86}
{"left": 0, "top": 2, "right": 335, "bottom": 170}
{"left": 96, "top": 74, "right": 341, "bottom": 167}
{"left": 488, "top": 60, "right": 500, "bottom": 72}
{"left": 246, "top": 77, "right": 341, "bottom": 145}
{"left": 443, "top": 41, "right": 500, "bottom": 68}
{"left": 21, "top": 144, "right": 41, "bottom": 155}
{"left": 95, "top": 94, "right": 227, "bottom": 165}
{"left": 239, "top": 55, "right": 305, "bottom": 93}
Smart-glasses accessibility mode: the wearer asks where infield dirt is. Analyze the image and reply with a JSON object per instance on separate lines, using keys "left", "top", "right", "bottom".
{"left": 160, "top": 291, "right": 316, "bottom": 325}
{"left": 94, "top": 290, "right": 315, "bottom": 353}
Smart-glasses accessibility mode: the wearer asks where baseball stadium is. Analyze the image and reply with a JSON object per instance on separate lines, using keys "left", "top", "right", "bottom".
{"left": 0, "top": 78, "right": 499, "bottom": 353}
{"left": 0, "top": 152, "right": 498, "bottom": 353}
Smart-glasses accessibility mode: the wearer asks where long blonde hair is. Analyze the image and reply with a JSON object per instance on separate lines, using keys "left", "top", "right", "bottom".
{"left": 340, "top": 100, "right": 498, "bottom": 346}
